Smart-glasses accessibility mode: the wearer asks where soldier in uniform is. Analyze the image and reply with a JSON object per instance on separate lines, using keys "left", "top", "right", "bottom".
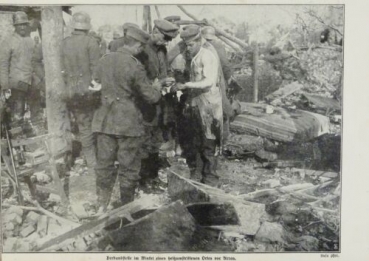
{"left": 61, "top": 12, "right": 101, "bottom": 175}
{"left": 0, "top": 11, "right": 34, "bottom": 126}
{"left": 92, "top": 26, "right": 164, "bottom": 212}
{"left": 136, "top": 19, "right": 178, "bottom": 191}
{"left": 175, "top": 25, "right": 223, "bottom": 186}
{"left": 109, "top": 23, "right": 139, "bottom": 52}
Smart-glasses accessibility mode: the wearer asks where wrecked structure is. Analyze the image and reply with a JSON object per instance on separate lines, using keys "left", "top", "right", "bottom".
{"left": 1, "top": 5, "right": 342, "bottom": 253}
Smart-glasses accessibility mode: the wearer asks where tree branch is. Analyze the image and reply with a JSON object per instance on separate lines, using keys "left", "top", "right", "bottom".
{"left": 306, "top": 9, "right": 343, "bottom": 36}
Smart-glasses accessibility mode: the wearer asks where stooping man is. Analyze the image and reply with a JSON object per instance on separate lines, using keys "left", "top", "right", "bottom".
{"left": 175, "top": 25, "right": 223, "bottom": 186}
{"left": 92, "top": 26, "right": 165, "bottom": 212}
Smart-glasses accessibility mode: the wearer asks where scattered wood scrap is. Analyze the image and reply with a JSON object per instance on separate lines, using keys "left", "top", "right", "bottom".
{"left": 36, "top": 194, "right": 162, "bottom": 251}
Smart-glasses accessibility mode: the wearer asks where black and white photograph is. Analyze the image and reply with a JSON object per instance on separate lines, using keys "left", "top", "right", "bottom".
{"left": 0, "top": 3, "right": 346, "bottom": 255}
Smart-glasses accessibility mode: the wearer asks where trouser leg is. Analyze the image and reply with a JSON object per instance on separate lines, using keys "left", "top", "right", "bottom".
{"left": 95, "top": 134, "right": 118, "bottom": 209}
{"left": 201, "top": 139, "right": 219, "bottom": 186}
{"left": 178, "top": 108, "right": 202, "bottom": 181}
{"left": 7, "top": 89, "right": 27, "bottom": 126}
{"left": 117, "top": 136, "right": 143, "bottom": 206}
{"left": 28, "top": 85, "right": 43, "bottom": 121}
{"left": 73, "top": 109, "right": 96, "bottom": 173}
{"left": 139, "top": 125, "right": 162, "bottom": 183}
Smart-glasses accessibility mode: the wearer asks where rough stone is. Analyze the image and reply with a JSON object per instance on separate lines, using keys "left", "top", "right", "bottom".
{"left": 262, "top": 179, "right": 281, "bottom": 188}
{"left": 3, "top": 237, "right": 18, "bottom": 252}
{"left": 25, "top": 211, "right": 41, "bottom": 225}
{"left": 5, "top": 206, "right": 24, "bottom": 217}
{"left": 255, "top": 221, "right": 286, "bottom": 244}
{"left": 37, "top": 215, "right": 49, "bottom": 237}
{"left": 2, "top": 222, "right": 15, "bottom": 238}
{"left": 4, "top": 212, "right": 22, "bottom": 225}
{"left": 20, "top": 224, "right": 36, "bottom": 238}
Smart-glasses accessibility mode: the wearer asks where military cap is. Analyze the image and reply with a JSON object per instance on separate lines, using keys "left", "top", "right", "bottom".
{"left": 126, "top": 26, "right": 150, "bottom": 44}
{"left": 123, "top": 22, "right": 139, "bottom": 30}
{"left": 201, "top": 26, "right": 216, "bottom": 40}
{"left": 154, "top": 19, "right": 179, "bottom": 38}
{"left": 13, "top": 11, "right": 30, "bottom": 25}
{"left": 164, "top": 15, "right": 181, "bottom": 23}
{"left": 180, "top": 25, "right": 201, "bottom": 42}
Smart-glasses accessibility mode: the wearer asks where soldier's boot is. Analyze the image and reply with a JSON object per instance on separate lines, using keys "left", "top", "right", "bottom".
{"left": 189, "top": 168, "right": 202, "bottom": 182}
{"left": 96, "top": 186, "right": 111, "bottom": 214}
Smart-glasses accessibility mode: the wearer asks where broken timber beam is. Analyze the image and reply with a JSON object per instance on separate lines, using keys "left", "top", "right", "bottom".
{"left": 36, "top": 195, "right": 162, "bottom": 251}
{"left": 177, "top": 5, "right": 248, "bottom": 50}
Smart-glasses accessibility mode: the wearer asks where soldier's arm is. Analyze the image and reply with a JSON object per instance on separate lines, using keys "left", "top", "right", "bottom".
{"left": 185, "top": 51, "right": 218, "bottom": 90}
{"left": 88, "top": 38, "right": 102, "bottom": 79}
{"left": 0, "top": 40, "right": 12, "bottom": 90}
{"left": 93, "top": 58, "right": 103, "bottom": 83}
{"left": 132, "top": 63, "right": 161, "bottom": 104}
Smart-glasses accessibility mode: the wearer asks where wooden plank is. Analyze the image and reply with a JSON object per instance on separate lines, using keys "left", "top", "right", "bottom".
{"left": 265, "top": 82, "right": 303, "bottom": 105}
{"left": 301, "top": 93, "right": 341, "bottom": 112}
{"left": 36, "top": 195, "right": 162, "bottom": 251}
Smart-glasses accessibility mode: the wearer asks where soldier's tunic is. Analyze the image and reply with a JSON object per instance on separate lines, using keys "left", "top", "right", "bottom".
{"left": 180, "top": 47, "right": 223, "bottom": 184}
{"left": 109, "top": 37, "right": 125, "bottom": 52}
{"left": 61, "top": 30, "right": 101, "bottom": 171}
{"left": 92, "top": 47, "right": 161, "bottom": 206}
{"left": 0, "top": 32, "right": 34, "bottom": 124}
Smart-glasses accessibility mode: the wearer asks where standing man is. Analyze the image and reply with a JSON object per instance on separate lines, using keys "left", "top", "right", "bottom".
{"left": 137, "top": 19, "right": 178, "bottom": 191}
{"left": 176, "top": 25, "right": 223, "bottom": 186}
{"left": 92, "top": 26, "right": 163, "bottom": 212}
{"left": 0, "top": 11, "right": 34, "bottom": 127}
{"left": 201, "top": 26, "right": 234, "bottom": 141}
{"left": 61, "top": 12, "right": 101, "bottom": 175}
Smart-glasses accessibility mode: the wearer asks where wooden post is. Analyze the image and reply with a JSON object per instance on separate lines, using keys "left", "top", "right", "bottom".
{"left": 142, "top": 5, "right": 152, "bottom": 33}
{"left": 41, "top": 6, "right": 71, "bottom": 155}
{"left": 154, "top": 5, "right": 161, "bottom": 19}
{"left": 253, "top": 42, "right": 259, "bottom": 103}
{"left": 147, "top": 6, "right": 152, "bottom": 34}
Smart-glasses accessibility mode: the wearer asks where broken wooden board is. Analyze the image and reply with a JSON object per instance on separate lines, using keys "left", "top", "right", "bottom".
{"left": 230, "top": 102, "right": 330, "bottom": 142}
{"left": 168, "top": 171, "right": 267, "bottom": 235}
{"left": 108, "top": 201, "right": 196, "bottom": 251}
{"left": 36, "top": 194, "right": 162, "bottom": 251}
{"left": 265, "top": 81, "right": 303, "bottom": 105}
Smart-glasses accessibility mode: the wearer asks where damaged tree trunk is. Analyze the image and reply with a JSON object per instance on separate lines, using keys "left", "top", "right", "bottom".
{"left": 142, "top": 5, "right": 152, "bottom": 33}
{"left": 41, "top": 7, "right": 71, "bottom": 155}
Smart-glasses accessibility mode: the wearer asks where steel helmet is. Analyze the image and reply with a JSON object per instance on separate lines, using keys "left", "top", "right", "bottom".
{"left": 201, "top": 26, "right": 216, "bottom": 40}
{"left": 71, "top": 12, "right": 91, "bottom": 30}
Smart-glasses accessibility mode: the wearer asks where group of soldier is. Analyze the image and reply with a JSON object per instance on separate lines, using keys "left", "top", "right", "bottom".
{"left": 0, "top": 10, "right": 237, "bottom": 214}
